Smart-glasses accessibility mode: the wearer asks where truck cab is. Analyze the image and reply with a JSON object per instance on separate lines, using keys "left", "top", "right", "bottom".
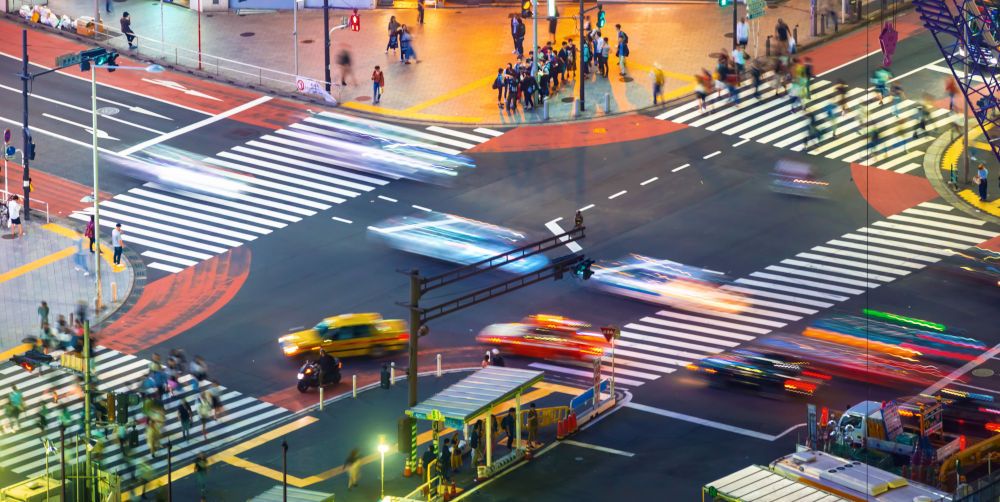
{"left": 838, "top": 400, "right": 962, "bottom": 462}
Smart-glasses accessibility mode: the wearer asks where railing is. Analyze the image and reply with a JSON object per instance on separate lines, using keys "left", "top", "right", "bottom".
{"left": 518, "top": 405, "right": 569, "bottom": 429}
{"left": 2, "top": 188, "right": 50, "bottom": 224}
{"left": 401, "top": 458, "right": 440, "bottom": 502}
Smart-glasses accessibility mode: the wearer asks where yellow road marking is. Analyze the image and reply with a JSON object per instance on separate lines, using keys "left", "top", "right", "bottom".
{"left": 972, "top": 141, "right": 995, "bottom": 151}
{"left": 0, "top": 343, "right": 33, "bottom": 361}
{"left": 42, "top": 223, "right": 122, "bottom": 271}
{"left": 958, "top": 189, "right": 1000, "bottom": 217}
{"left": 341, "top": 101, "right": 485, "bottom": 124}
{"left": 661, "top": 83, "right": 698, "bottom": 102}
{"left": 219, "top": 384, "right": 572, "bottom": 487}
{"left": 122, "top": 416, "right": 319, "bottom": 500}
{"left": 404, "top": 76, "right": 497, "bottom": 113}
{"left": 0, "top": 246, "right": 76, "bottom": 285}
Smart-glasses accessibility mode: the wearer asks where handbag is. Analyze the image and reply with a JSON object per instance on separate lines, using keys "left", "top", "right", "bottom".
{"left": 974, "top": 175, "right": 982, "bottom": 185}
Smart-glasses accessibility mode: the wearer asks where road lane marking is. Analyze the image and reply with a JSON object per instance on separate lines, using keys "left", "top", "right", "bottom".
{"left": 913, "top": 342, "right": 1000, "bottom": 404}
{"left": 548, "top": 217, "right": 564, "bottom": 224}
{"left": 545, "top": 220, "right": 583, "bottom": 252}
{"left": 0, "top": 116, "right": 119, "bottom": 155}
{"left": 608, "top": 190, "right": 627, "bottom": 200}
{"left": 579, "top": 204, "right": 595, "bottom": 212}
{"left": 411, "top": 205, "right": 432, "bottom": 212}
{"left": 817, "top": 47, "right": 882, "bottom": 77}
{"left": 732, "top": 138, "right": 750, "bottom": 147}
{"left": 562, "top": 439, "right": 635, "bottom": 457}
{"left": 474, "top": 127, "right": 505, "bottom": 137}
{"left": 640, "top": 176, "right": 658, "bottom": 186}
{"left": 0, "top": 83, "right": 166, "bottom": 134}
{"left": 671, "top": 163, "right": 690, "bottom": 172}
{"left": 625, "top": 402, "right": 797, "bottom": 441}
{"left": 702, "top": 150, "right": 721, "bottom": 159}
{"left": 118, "top": 96, "right": 273, "bottom": 156}
{"left": 377, "top": 195, "right": 398, "bottom": 202}
{"left": 331, "top": 217, "right": 353, "bottom": 224}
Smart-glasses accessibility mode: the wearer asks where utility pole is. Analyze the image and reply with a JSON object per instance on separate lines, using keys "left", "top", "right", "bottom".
{"left": 732, "top": 1, "right": 739, "bottom": 50}
{"left": 20, "top": 30, "right": 32, "bottom": 221}
{"left": 90, "top": 64, "right": 103, "bottom": 311}
{"left": 532, "top": 0, "right": 539, "bottom": 76}
{"left": 578, "top": 0, "right": 585, "bottom": 111}
{"left": 406, "top": 269, "right": 421, "bottom": 473}
{"left": 83, "top": 320, "right": 93, "bottom": 500}
{"left": 323, "top": 0, "right": 332, "bottom": 93}
{"left": 293, "top": 0, "right": 299, "bottom": 77}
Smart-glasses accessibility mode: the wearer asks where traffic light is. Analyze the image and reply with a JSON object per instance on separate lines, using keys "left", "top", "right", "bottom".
{"left": 79, "top": 48, "right": 107, "bottom": 71}
{"left": 104, "top": 52, "right": 119, "bottom": 73}
{"left": 106, "top": 392, "right": 116, "bottom": 423}
{"left": 522, "top": 0, "right": 532, "bottom": 17}
{"left": 719, "top": 0, "right": 730, "bottom": 6}
{"left": 597, "top": 5, "right": 606, "bottom": 28}
{"left": 10, "top": 349, "right": 53, "bottom": 373}
{"left": 574, "top": 259, "right": 595, "bottom": 280}
{"left": 24, "top": 129, "right": 35, "bottom": 161}
{"left": 115, "top": 392, "right": 130, "bottom": 425}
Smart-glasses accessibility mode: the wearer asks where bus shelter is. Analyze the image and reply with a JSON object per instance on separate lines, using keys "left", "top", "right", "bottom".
{"left": 406, "top": 367, "right": 544, "bottom": 472}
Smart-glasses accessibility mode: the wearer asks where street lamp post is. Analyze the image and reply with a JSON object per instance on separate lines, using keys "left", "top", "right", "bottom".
{"left": 293, "top": 0, "right": 299, "bottom": 77}
{"left": 90, "top": 63, "right": 103, "bottom": 311}
{"left": 378, "top": 436, "right": 389, "bottom": 499}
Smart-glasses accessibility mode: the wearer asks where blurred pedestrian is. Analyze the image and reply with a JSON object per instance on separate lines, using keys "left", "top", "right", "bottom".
{"left": 85, "top": 215, "right": 95, "bottom": 252}
{"left": 450, "top": 435, "right": 462, "bottom": 472}
{"left": 976, "top": 164, "right": 989, "bottom": 201}
{"left": 38, "top": 301, "right": 49, "bottom": 329}
{"left": 490, "top": 348, "right": 505, "bottom": 367}
{"left": 336, "top": 46, "right": 356, "bottom": 86}
{"left": 651, "top": 65, "right": 665, "bottom": 105}
{"left": 7, "top": 195, "right": 22, "bottom": 238}
{"left": 400, "top": 26, "right": 417, "bottom": 63}
{"left": 120, "top": 12, "right": 136, "bottom": 50}
{"left": 385, "top": 16, "right": 400, "bottom": 54}
{"left": 346, "top": 448, "right": 361, "bottom": 489}
{"left": 774, "top": 19, "right": 790, "bottom": 56}
{"left": 526, "top": 402, "right": 539, "bottom": 448}
{"left": 372, "top": 65, "right": 385, "bottom": 104}
{"left": 178, "top": 399, "right": 192, "bottom": 441}
{"left": 890, "top": 83, "right": 905, "bottom": 116}
{"left": 547, "top": 6, "right": 558, "bottom": 43}
{"left": 198, "top": 390, "right": 213, "bottom": 439}
{"left": 195, "top": 452, "right": 209, "bottom": 498}
{"left": 112, "top": 223, "right": 124, "bottom": 265}
{"left": 946, "top": 77, "right": 959, "bottom": 111}
{"left": 417, "top": 0, "right": 424, "bottom": 24}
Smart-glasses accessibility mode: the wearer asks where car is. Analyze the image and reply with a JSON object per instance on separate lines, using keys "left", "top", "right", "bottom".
{"left": 279, "top": 313, "right": 409, "bottom": 358}
{"left": 686, "top": 349, "right": 830, "bottom": 397}
{"left": 476, "top": 314, "right": 609, "bottom": 360}
{"left": 950, "top": 246, "right": 1000, "bottom": 287}
{"left": 368, "top": 211, "right": 549, "bottom": 273}
{"left": 897, "top": 388, "right": 1000, "bottom": 436}
{"left": 589, "top": 254, "right": 749, "bottom": 314}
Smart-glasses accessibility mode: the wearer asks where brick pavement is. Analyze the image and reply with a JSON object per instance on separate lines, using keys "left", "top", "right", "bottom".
{"left": 0, "top": 218, "right": 135, "bottom": 350}
{"left": 24, "top": 0, "right": 895, "bottom": 124}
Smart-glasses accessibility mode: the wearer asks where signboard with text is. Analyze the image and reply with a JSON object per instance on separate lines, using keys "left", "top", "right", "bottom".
{"left": 747, "top": 0, "right": 766, "bottom": 19}
{"left": 295, "top": 76, "right": 337, "bottom": 104}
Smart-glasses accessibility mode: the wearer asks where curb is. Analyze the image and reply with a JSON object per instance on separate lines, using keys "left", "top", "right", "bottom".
{"left": 3, "top": 3, "right": 910, "bottom": 128}
{"left": 923, "top": 130, "right": 1000, "bottom": 226}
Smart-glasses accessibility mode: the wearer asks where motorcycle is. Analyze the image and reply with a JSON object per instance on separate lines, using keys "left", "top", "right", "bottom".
{"left": 296, "top": 358, "right": 342, "bottom": 393}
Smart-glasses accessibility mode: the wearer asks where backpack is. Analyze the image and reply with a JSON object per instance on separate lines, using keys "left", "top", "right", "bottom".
{"left": 492, "top": 75, "right": 502, "bottom": 90}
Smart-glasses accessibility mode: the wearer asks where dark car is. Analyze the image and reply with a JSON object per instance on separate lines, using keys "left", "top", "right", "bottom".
{"left": 686, "top": 349, "right": 829, "bottom": 397}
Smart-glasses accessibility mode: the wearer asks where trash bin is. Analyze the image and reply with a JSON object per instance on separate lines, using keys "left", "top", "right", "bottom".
{"left": 76, "top": 16, "right": 95, "bottom": 37}
{"left": 380, "top": 362, "right": 391, "bottom": 389}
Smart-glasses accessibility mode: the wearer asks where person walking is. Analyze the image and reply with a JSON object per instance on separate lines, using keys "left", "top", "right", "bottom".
{"left": 736, "top": 16, "right": 749, "bottom": 47}
{"left": 526, "top": 402, "right": 539, "bottom": 448}
{"left": 417, "top": 0, "right": 424, "bottom": 24}
{"left": 512, "top": 15, "right": 526, "bottom": 58}
{"left": 615, "top": 24, "right": 629, "bottom": 76}
{"left": 7, "top": 195, "right": 22, "bottom": 238}
{"left": 336, "top": 46, "right": 356, "bottom": 86}
{"left": 501, "top": 407, "right": 516, "bottom": 450}
{"left": 120, "top": 12, "right": 136, "bottom": 50}
{"left": 547, "top": 6, "right": 559, "bottom": 42}
{"left": 890, "top": 83, "right": 906, "bottom": 117}
{"left": 74, "top": 237, "right": 92, "bottom": 276}
{"left": 7, "top": 385, "right": 24, "bottom": 431}
{"left": 371, "top": 66, "right": 385, "bottom": 104}
{"left": 112, "top": 223, "right": 124, "bottom": 266}
{"left": 85, "top": 215, "right": 96, "bottom": 252}
{"left": 385, "top": 16, "right": 400, "bottom": 54}
{"left": 490, "top": 348, "right": 506, "bottom": 367}
{"left": 976, "top": 164, "right": 989, "bottom": 201}
{"left": 178, "top": 399, "right": 192, "bottom": 441}
{"left": 346, "top": 448, "right": 361, "bottom": 489}
{"left": 775, "top": 19, "right": 790, "bottom": 56}
{"left": 38, "top": 301, "right": 49, "bottom": 329}
{"left": 652, "top": 64, "right": 665, "bottom": 104}
{"left": 946, "top": 77, "right": 960, "bottom": 112}
{"left": 198, "top": 390, "right": 213, "bottom": 439}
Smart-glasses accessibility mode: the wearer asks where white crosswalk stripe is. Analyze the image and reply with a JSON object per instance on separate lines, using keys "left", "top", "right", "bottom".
{"left": 654, "top": 76, "right": 957, "bottom": 174}
{"left": 530, "top": 204, "right": 999, "bottom": 388}
{"left": 0, "top": 346, "right": 293, "bottom": 480}
{"left": 72, "top": 121, "right": 503, "bottom": 274}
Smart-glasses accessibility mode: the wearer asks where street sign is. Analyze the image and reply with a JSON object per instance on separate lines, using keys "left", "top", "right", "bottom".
{"left": 2, "top": 128, "right": 10, "bottom": 144}
{"left": 295, "top": 76, "right": 337, "bottom": 104}
{"left": 600, "top": 326, "right": 620, "bottom": 342}
{"left": 55, "top": 52, "right": 82, "bottom": 67}
{"left": 747, "top": 0, "right": 766, "bottom": 19}
{"left": 4, "top": 146, "right": 15, "bottom": 160}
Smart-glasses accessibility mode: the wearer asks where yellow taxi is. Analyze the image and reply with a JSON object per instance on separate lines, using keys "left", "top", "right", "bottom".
{"left": 279, "top": 313, "right": 409, "bottom": 358}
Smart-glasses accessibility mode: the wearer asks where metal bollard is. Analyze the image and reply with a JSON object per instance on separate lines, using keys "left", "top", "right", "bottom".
{"left": 603, "top": 93, "right": 610, "bottom": 112}
{"left": 436, "top": 354, "right": 442, "bottom": 377}
{"left": 319, "top": 386, "right": 324, "bottom": 410}
{"left": 352, "top": 374, "right": 357, "bottom": 398}
{"left": 390, "top": 362, "right": 395, "bottom": 386}
{"left": 766, "top": 35, "right": 772, "bottom": 57}
{"left": 820, "top": 14, "right": 826, "bottom": 35}
{"left": 542, "top": 98, "right": 550, "bottom": 121}
{"left": 111, "top": 282, "right": 118, "bottom": 303}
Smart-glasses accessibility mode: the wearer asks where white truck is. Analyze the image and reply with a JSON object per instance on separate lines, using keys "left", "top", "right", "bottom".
{"left": 837, "top": 400, "right": 962, "bottom": 463}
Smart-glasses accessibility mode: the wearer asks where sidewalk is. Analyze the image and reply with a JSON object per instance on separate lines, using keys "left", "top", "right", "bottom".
{"left": 925, "top": 125, "right": 1000, "bottom": 224}
{"left": 22, "top": 0, "right": 891, "bottom": 124}
{"left": 0, "top": 218, "right": 136, "bottom": 351}
{"left": 147, "top": 370, "right": 582, "bottom": 501}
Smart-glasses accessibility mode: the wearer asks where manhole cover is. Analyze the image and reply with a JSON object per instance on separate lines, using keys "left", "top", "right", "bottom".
{"left": 302, "top": 39, "right": 314, "bottom": 44}
{"left": 620, "top": 76, "right": 634, "bottom": 83}
{"left": 561, "top": 97, "right": 574, "bottom": 103}
{"left": 97, "top": 107, "right": 119, "bottom": 116}
{"left": 240, "top": 32, "right": 255, "bottom": 37}
{"left": 355, "top": 95, "right": 372, "bottom": 102}
{"left": 206, "top": 13, "right": 214, "bottom": 17}
{"left": 972, "top": 368, "right": 995, "bottom": 378}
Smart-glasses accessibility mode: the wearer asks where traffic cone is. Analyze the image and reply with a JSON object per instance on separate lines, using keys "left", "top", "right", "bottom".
{"left": 404, "top": 461, "right": 412, "bottom": 478}
{"left": 556, "top": 419, "right": 566, "bottom": 440}
{"left": 450, "top": 480, "right": 457, "bottom": 497}
{"left": 568, "top": 413, "right": 577, "bottom": 433}
{"left": 442, "top": 485, "right": 452, "bottom": 502}
{"left": 416, "top": 460, "right": 424, "bottom": 477}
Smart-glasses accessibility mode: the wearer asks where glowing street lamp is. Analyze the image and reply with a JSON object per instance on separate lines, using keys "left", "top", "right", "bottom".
{"left": 378, "top": 435, "right": 390, "bottom": 499}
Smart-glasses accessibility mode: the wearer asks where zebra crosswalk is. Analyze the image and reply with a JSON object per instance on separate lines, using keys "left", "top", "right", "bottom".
{"left": 655, "top": 77, "right": 956, "bottom": 175}
{"left": 0, "top": 346, "right": 292, "bottom": 480}
{"left": 531, "top": 202, "right": 999, "bottom": 388}
{"left": 72, "top": 114, "right": 503, "bottom": 275}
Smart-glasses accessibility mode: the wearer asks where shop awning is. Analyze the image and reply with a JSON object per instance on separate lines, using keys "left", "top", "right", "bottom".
{"left": 406, "top": 367, "right": 544, "bottom": 429}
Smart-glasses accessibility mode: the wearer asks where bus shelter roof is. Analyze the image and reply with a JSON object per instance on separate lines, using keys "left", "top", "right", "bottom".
{"left": 407, "top": 367, "right": 544, "bottom": 429}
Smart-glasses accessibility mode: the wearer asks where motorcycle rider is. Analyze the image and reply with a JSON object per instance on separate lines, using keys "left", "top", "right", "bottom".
{"left": 316, "top": 349, "right": 339, "bottom": 385}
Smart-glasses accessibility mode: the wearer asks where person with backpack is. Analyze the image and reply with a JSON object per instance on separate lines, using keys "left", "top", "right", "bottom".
{"left": 84, "top": 215, "right": 96, "bottom": 252}
{"left": 505, "top": 72, "right": 520, "bottom": 111}
{"left": 615, "top": 24, "right": 629, "bottom": 76}
{"left": 538, "top": 56, "right": 551, "bottom": 103}
{"left": 520, "top": 70, "right": 537, "bottom": 110}
{"left": 492, "top": 68, "right": 505, "bottom": 109}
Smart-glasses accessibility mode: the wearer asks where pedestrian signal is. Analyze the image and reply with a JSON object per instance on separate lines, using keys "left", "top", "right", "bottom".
{"left": 597, "top": 5, "right": 606, "bottom": 28}
{"left": 574, "top": 259, "right": 595, "bottom": 280}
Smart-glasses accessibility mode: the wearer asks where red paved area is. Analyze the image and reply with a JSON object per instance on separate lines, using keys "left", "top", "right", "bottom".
{"left": 811, "top": 11, "right": 925, "bottom": 75}
{"left": 4, "top": 161, "right": 111, "bottom": 218}
{"left": 978, "top": 235, "right": 1000, "bottom": 252}
{"left": 850, "top": 162, "right": 940, "bottom": 217}
{"left": 99, "top": 247, "right": 251, "bottom": 353}
{"left": 471, "top": 115, "right": 687, "bottom": 154}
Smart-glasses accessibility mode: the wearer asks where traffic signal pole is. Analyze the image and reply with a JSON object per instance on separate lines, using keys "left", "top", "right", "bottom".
{"left": 91, "top": 64, "right": 103, "bottom": 311}
{"left": 578, "top": 0, "right": 585, "bottom": 111}
{"left": 20, "top": 30, "right": 31, "bottom": 221}
{"left": 83, "top": 320, "right": 93, "bottom": 499}
{"left": 406, "top": 270, "right": 421, "bottom": 472}
{"left": 323, "top": 0, "right": 332, "bottom": 93}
